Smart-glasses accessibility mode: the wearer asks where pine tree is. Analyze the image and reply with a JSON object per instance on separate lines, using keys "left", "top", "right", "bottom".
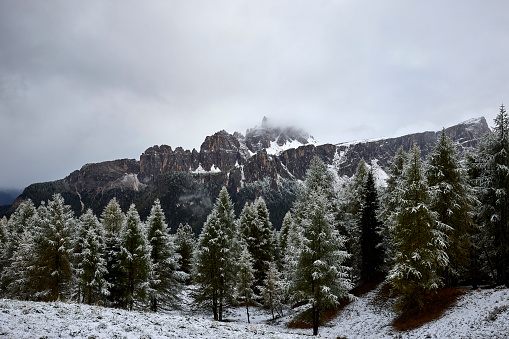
{"left": 75, "top": 209, "right": 109, "bottom": 305}
{"left": 389, "top": 146, "right": 449, "bottom": 311}
{"left": 292, "top": 156, "right": 354, "bottom": 336}
{"left": 260, "top": 261, "right": 285, "bottom": 320}
{"left": 472, "top": 105, "right": 509, "bottom": 285}
{"left": 101, "top": 198, "right": 125, "bottom": 307}
{"left": 426, "top": 129, "right": 474, "bottom": 286}
{"left": 146, "top": 199, "right": 184, "bottom": 311}
{"left": 34, "top": 194, "right": 75, "bottom": 301}
{"left": 235, "top": 246, "right": 257, "bottom": 323}
{"left": 193, "top": 186, "right": 237, "bottom": 321}
{"left": 118, "top": 204, "right": 152, "bottom": 310}
{"left": 278, "top": 211, "right": 293, "bottom": 258}
{"left": 359, "top": 169, "right": 384, "bottom": 282}
{"left": 174, "top": 223, "right": 196, "bottom": 282}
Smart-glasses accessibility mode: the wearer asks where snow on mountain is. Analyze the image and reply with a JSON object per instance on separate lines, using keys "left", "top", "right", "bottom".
{"left": 1, "top": 286, "right": 508, "bottom": 338}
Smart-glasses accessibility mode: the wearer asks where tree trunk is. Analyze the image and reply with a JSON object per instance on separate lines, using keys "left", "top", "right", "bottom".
{"left": 246, "top": 304, "right": 250, "bottom": 324}
{"left": 312, "top": 304, "right": 319, "bottom": 336}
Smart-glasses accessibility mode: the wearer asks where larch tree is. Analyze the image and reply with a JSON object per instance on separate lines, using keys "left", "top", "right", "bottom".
{"left": 193, "top": 187, "right": 237, "bottom": 321}
{"left": 292, "top": 156, "right": 354, "bottom": 336}
{"left": 101, "top": 198, "right": 125, "bottom": 307}
{"left": 118, "top": 204, "right": 152, "bottom": 310}
{"left": 389, "top": 145, "right": 449, "bottom": 311}
{"left": 146, "top": 199, "right": 184, "bottom": 311}
{"left": 472, "top": 105, "right": 509, "bottom": 286}
{"left": 359, "top": 169, "right": 385, "bottom": 282}
{"left": 259, "top": 261, "right": 285, "bottom": 320}
{"left": 426, "top": 129, "right": 474, "bottom": 286}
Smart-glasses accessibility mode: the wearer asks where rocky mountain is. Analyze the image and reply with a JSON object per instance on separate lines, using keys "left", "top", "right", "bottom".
{"left": 5, "top": 117, "right": 490, "bottom": 232}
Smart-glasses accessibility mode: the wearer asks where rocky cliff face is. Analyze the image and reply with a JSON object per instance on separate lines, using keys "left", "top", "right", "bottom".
{"left": 7, "top": 117, "right": 491, "bottom": 231}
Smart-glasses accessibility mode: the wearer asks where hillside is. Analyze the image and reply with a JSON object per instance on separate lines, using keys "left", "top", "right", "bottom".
{"left": 1, "top": 285, "right": 508, "bottom": 338}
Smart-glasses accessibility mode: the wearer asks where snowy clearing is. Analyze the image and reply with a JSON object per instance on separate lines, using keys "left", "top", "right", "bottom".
{"left": 1, "top": 286, "right": 508, "bottom": 338}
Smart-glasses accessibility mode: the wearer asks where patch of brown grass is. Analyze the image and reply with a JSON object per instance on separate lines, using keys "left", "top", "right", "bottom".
{"left": 392, "top": 287, "right": 466, "bottom": 331}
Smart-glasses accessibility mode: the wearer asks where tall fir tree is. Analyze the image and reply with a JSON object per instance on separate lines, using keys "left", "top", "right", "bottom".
{"left": 389, "top": 146, "right": 449, "bottom": 310}
{"left": 359, "top": 169, "right": 385, "bottom": 282}
{"left": 34, "top": 194, "right": 75, "bottom": 301}
{"left": 193, "top": 186, "right": 237, "bottom": 321}
{"left": 101, "top": 198, "right": 125, "bottom": 307}
{"left": 292, "top": 156, "right": 354, "bottom": 336}
{"left": 426, "top": 129, "right": 474, "bottom": 286}
{"left": 472, "top": 105, "right": 509, "bottom": 285}
{"left": 75, "top": 209, "right": 109, "bottom": 305}
{"left": 118, "top": 204, "right": 152, "bottom": 310}
{"left": 174, "top": 223, "right": 196, "bottom": 282}
{"left": 146, "top": 199, "right": 183, "bottom": 311}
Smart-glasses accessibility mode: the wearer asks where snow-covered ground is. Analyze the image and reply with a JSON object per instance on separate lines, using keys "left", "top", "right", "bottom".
{"left": 1, "top": 286, "right": 508, "bottom": 338}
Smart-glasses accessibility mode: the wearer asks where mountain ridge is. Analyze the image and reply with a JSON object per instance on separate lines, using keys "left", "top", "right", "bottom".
{"left": 4, "top": 117, "right": 490, "bottom": 231}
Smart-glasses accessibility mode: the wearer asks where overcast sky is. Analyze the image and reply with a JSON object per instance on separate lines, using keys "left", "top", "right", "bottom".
{"left": 1, "top": 0, "right": 509, "bottom": 190}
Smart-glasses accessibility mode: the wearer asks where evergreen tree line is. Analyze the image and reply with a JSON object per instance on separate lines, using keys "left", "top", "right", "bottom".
{"left": 1, "top": 106, "right": 508, "bottom": 336}
{"left": 0, "top": 196, "right": 194, "bottom": 311}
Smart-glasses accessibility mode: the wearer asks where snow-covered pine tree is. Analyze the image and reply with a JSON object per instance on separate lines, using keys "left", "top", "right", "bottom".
{"left": 292, "top": 156, "right": 354, "bottom": 336}
{"left": 193, "top": 186, "right": 237, "bottom": 321}
{"left": 359, "top": 169, "right": 385, "bottom": 282}
{"left": 118, "top": 204, "right": 152, "bottom": 310}
{"left": 3, "top": 228, "right": 37, "bottom": 300}
{"left": 380, "top": 146, "right": 408, "bottom": 266}
{"left": 76, "top": 209, "right": 109, "bottom": 305}
{"left": 100, "top": 198, "right": 125, "bottom": 307}
{"left": 174, "top": 223, "right": 196, "bottom": 282}
{"left": 389, "top": 145, "right": 449, "bottom": 311}
{"left": 34, "top": 193, "right": 76, "bottom": 301}
{"left": 342, "top": 159, "right": 370, "bottom": 278}
{"left": 146, "top": 199, "right": 184, "bottom": 311}
{"left": 426, "top": 129, "right": 474, "bottom": 286}
{"left": 472, "top": 105, "right": 509, "bottom": 286}
{"left": 259, "top": 261, "right": 285, "bottom": 320}
{"left": 0, "top": 199, "right": 37, "bottom": 293}
{"left": 278, "top": 211, "right": 293, "bottom": 258}
{"left": 238, "top": 198, "right": 274, "bottom": 294}
{"left": 235, "top": 246, "right": 257, "bottom": 323}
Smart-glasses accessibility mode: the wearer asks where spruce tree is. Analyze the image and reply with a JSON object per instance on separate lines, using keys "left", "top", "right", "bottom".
{"left": 146, "top": 199, "right": 183, "bottom": 311}
{"left": 34, "top": 194, "right": 75, "bottom": 301}
{"left": 101, "top": 198, "right": 125, "bottom": 307}
{"left": 426, "top": 129, "right": 474, "bottom": 285}
{"left": 76, "top": 209, "right": 109, "bottom": 305}
{"left": 174, "top": 223, "right": 196, "bottom": 282}
{"left": 472, "top": 105, "right": 509, "bottom": 285}
{"left": 235, "top": 246, "right": 257, "bottom": 323}
{"left": 359, "top": 169, "right": 384, "bottom": 282}
{"left": 389, "top": 146, "right": 449, "bottom": 310}
{"left": 118, "top": 204, "right": 152, "bottom": 310}
{"left": 292, "top": 157, "right": 354, "bottom": 336}
{"left": 193, "top": 186, "right": 237, "bottom": 321}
